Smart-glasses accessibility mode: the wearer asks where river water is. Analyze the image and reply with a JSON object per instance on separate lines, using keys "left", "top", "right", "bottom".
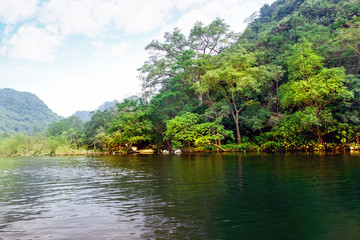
{"left": 1, "top": 153, "right": 360, "bottom": 239}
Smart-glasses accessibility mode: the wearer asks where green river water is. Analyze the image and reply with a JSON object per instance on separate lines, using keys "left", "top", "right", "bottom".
{"left": 1, "top": 153, "right": 360, "bottom": 239}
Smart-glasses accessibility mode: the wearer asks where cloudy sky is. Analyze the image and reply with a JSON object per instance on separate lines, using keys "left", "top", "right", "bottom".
{"left": 0, "top": 0, "right": 275, "bottom": 117}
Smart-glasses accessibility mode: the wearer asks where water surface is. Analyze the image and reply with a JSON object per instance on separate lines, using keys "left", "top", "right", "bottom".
{"left": 1, "top": 153, "right": 360, "bottom": 239}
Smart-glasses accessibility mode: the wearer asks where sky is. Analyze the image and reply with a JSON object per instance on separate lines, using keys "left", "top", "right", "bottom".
{"left": 0, "top": 0, "right": 275, "bottom": 117}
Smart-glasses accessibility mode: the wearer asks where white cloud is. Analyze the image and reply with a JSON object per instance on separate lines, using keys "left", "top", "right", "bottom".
{"left": 173, "top": 0, "right": 205, "bottom": 12}
{"left": 1, "top": 25, "right": 63, "bottom": 62}
{"left": 113, "top": 0, "right": 174, "bottom": 34}
{"left": 108, "top": 42, "right": 131, "bottom": 56}
{"left": 92, "top": 41, "right": 132, "bottom": 58}
{"left": 152, "top": 0, "right": 275, "bottom": 43}
{"left": 38, "top": 0, "right": 175, "bottom": 37}
{"left": 39, "top": 0, "right": 105, "bottom": 37}
{"left": 91, "top": 41, "right": 105, "bottom": 49}
{"left": 170, "top": 0, "right": 275, "bottom": 34}
{"left": 0, "top": 0, "right": 39, "bottom": 24}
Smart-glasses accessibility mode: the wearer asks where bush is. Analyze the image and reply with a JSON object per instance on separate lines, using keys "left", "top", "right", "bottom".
{"left": 222, "top": 142, "right": 259, "bottom": 152}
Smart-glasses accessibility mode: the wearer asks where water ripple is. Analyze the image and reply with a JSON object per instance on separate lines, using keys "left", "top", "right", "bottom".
{"left": 1, "top": 154, "right": 360, "bottom": 239}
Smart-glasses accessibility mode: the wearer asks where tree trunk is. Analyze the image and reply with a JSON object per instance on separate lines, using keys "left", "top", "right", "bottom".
{"left": 166, "top": 140, "right": 172, "bottom": 151}
{"left": 226, "top": 94, "right": 242, "bottom": 145}
{"left": 153, "top": 126, "right": 172, "bottom": 151}
{"left": 229, "top": 109, "right": 242, "bottom": 145}
{"left": 198, "top": 93, "right": 203, "bottom": 104}
{"left": 210, "top": 143, "right": 228, "bottom": 152}
{"left": 196, "top": 80, "right": 203, "bottom": 104}
{"left": 235, "top": 114, "right": 242, "bottom": 145}
{"left": 317, "top": 126, "right": 324, "bottom": 145}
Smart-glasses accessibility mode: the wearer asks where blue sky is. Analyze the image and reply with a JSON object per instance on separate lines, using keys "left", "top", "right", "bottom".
{"left": 0, "top": 0, "right": 275, "bottom": 117}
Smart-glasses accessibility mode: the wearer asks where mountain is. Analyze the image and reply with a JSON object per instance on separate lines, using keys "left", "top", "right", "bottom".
{"left": 0, "top": 88, "right": 61, "bottom": 134}
{"left": 97, "top": 100, "right": 119, "bottom": 111}
{"left": 72, "top": 110, "right": 91, "bottom": 123}
{"left": 72, "top": 100, "right": 119, "bottom": 122}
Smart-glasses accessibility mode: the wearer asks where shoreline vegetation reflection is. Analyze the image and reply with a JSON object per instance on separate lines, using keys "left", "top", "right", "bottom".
{"left": 1, "top": 153, "right": 360, "bottom": 239}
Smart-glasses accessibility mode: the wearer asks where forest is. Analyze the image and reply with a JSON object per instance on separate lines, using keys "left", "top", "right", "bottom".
{"left": 1, "top": 0, "right": 359, "bottom": 155}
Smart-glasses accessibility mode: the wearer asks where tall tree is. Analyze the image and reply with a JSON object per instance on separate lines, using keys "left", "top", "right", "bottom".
{"left": 138, "top": 18, "right": 239, "bottom": 99}
{"left": 200, "top": 48, "right": 266, "bottom": 144}
{"left": 280, "top": 39, "right": 353, "bottom": 145}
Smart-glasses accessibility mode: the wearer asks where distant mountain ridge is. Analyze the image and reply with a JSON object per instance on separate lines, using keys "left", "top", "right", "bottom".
{"left": 0, "top": 88, "right": 61, "bottom": 134}
{"left": 72, "top": 96, "right": 141, "bottom": 122}
{"left": 72, "top": 100, "right": 119, "bottom": 122}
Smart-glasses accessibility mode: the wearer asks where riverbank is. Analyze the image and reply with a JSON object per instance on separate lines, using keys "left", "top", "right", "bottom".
{"left": 2, "top": 146, "right": 360, "bottom": 157}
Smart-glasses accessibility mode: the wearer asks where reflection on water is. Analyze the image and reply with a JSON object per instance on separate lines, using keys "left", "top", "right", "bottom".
{"left": 1, "top": 153, "right": 360, "bottom": 239}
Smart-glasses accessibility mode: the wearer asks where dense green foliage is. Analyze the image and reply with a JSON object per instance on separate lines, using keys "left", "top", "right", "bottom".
{"left": 0, "top": 133, "right": 85, "bottom": 156}
{"left": 1, "top": 0, "right": 359, "bottom": 155}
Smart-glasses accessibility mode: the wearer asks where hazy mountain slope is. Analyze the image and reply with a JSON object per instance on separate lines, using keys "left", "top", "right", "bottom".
{"left": 0, "top": 88, "right": 61, "bottom": 134}
{"left": 72, "top": 100, "right": 119, "bottom": 122}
